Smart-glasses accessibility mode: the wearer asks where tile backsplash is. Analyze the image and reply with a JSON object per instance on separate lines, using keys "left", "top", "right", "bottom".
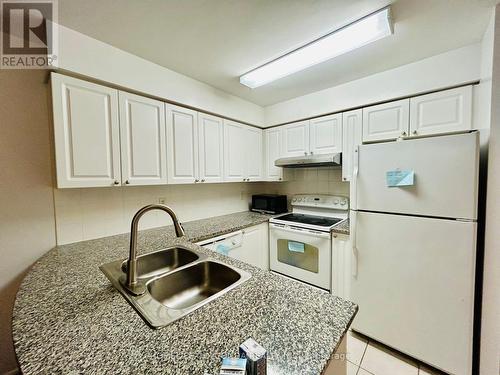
{"left": 53, "top": 167, "right": 348, "bottom": 245}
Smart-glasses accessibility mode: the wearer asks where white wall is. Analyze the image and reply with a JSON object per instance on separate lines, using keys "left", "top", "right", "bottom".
{"left": 53, "top": 168, "right": 348, "bottom": 244}
{"left": 0, "top": 70, "right": 56, "bottom": 374}
{"left": 264, "top": 43, "right": 482, "bottom": 126}
{"left": 57, "top": 24, "right": 265, "bottom": 126}
{"left": 480, "top": 5, "right": 500, "bottom": 375}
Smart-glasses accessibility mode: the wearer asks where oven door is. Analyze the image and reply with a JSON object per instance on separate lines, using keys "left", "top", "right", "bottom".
{"left": 269, "top": 223, "right": 331, "bottom": 290}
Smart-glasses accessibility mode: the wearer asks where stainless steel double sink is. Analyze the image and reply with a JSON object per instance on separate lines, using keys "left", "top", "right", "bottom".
{"left": 100, "top": 246, "right": 251, "bottom": 328}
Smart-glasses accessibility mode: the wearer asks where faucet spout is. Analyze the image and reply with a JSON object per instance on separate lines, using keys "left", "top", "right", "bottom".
{"left": 121, "top": 204, "right": 185, "bottom": 295}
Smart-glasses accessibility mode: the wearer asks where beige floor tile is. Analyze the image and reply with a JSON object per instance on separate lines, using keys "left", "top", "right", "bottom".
{"left": 361, "top": 343, "right": 418, "bottom": 375}
{"left": 358, "top": 368, "right": 374, "bottom": 375}
{"left": 347, "top": 360, "right": 360, "bottom": 375}
{"left": 419, "top": 365, "right": 446, "bottom": 375}
{"left": 346, "top": 331, "right": 368, "bottom": 365}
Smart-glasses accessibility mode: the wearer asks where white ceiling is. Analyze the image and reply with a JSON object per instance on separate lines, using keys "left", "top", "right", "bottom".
{"left": 59, "top": 0, "right": 496, "bottom": 106}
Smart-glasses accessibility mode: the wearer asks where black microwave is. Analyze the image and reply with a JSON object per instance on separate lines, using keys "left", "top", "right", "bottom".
{"left": 251, "top": 194, "right": 288, "bottom": 214}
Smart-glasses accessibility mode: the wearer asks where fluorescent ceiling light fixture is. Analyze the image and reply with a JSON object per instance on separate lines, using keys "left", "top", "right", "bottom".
{"left": 240, "top": 7, "right": 393, "bottom": 88}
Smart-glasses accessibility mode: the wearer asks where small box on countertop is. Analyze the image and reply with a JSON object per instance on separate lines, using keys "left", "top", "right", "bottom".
{"left": 239, "top": 338, "right": 267, "bottom": 375}
{"left": 220, "top": 357, "right": 247, "bottom": 375}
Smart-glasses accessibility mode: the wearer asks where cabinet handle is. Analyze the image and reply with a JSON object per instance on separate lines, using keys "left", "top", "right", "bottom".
{"left": 304, "top": 151, "right": 307, "bottom": 155}
{"left": 201, "top": 179, "right": 205, "bottom": 182}
{"left": 310, "top": 151, "right": 314, "bottom": 155}
{"left": 194, "top": 179, "right": 199, "bottom": 183}
{"left": 401, "top": 131, "right": 407, "bottom": 137}
{"left": 242, "top": 178, "right": 246, "bottom": 182}
{"left": 113, "top": 180, "right": 119, "bottom": 185}
{"left": 125, "top": 180, "right": 130, "bottom": 185}
{"left": 412, "top": 130, "right": 418, "bottom": 135}
{"left": 279, "top": 177, "right": 282, "bottom": 181}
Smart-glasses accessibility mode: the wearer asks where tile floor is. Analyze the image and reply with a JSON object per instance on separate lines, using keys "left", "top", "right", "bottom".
{"left": 346, "top": 331, "right": 447, "bottom": 375}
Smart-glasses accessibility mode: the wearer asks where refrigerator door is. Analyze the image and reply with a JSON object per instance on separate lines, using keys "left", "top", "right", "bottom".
{"left": 350, "top": 211, "right": 476, "bottom": 375}
{"left": 355, "top": 132, "right": 479, "bottom": 219}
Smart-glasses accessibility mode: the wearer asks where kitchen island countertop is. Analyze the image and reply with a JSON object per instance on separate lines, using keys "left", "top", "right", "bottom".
{"left": 13, "top": 211, "right": 357, "bottom": 375}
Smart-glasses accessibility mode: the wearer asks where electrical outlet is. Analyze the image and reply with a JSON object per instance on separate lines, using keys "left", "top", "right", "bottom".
{"left": 158, "top": 197, "right": 166, "bottom": 204}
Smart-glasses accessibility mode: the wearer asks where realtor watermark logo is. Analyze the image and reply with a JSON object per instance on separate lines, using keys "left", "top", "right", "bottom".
{"left": 1, "top": 0, "right": 57, "bottom": 68}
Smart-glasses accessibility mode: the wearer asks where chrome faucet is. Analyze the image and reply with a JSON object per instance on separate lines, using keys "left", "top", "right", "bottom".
{"left": 120, "top": 204, "right": 185, "bottom": 295}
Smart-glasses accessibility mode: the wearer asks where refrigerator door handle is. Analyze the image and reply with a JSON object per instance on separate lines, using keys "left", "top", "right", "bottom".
{"left": 351, "top": 210, "right": 358, "bottom": 278}
{"left": 350, "top": 147, "right": 359, "bottom": 210}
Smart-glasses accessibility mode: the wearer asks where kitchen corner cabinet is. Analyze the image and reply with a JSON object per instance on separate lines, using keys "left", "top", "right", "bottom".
{"left": 331, "top": 233, "right": 351, "bottom": 300}
{"left": 264, "top": 128, "right": 284, "bottom": 181}
{"left": 119, "top": 92, "right": 167, "bottom": 186}
{"left": 362, "top": 99, "right": 410, "bottom": 143}
{"left": 51, "top": 73, "right": 122, "bottom": 188}
{"left": 409, "top": 85, "right": 472, "bottom": 137}
{"left": 223, "top": 120, "right": 263, "bottom": 182}
{"left": 166, "top": 104, "right": 199, "bottom": 184}
{"left": 342, "top": 109, "right": 362, "bottom": 182}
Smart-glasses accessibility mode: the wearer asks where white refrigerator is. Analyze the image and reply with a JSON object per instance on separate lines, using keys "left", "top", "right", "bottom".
{"left": 350, "top": 132, "right": 479, "bottom": 375}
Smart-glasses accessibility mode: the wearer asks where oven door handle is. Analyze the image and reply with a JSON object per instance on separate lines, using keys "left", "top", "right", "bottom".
{"left": 269, "top": 223, "right": 332, "bottom": 239}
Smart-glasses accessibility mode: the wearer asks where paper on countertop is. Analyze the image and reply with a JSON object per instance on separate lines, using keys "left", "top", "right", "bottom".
{"left": 386, "top": 170, "right": 415, "bottom": 187}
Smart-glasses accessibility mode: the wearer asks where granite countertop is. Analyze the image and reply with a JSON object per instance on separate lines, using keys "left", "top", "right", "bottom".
{"left": 13, "top": 211, "right": 357, "bottom": 375}
{"left": 332, "top": 218, "right": 350, "bottom": 235}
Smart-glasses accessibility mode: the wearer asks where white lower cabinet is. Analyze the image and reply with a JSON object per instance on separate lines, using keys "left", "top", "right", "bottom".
{"left": 342, "top": 109, "right": 362, "bottom": 182}
{"left": 223, "top": 120, "right": 263, "bottom": 182}
{"left": 331, "top": 233, "right": 351, "bottom": 300}
{"left": 119, "top": 92, "right": 167, "bottom": 186}
{"left": 51, "top": 73, "right": 122, "bottom": 188}
{"left": 198, "top": 223, "right": 269, "bottom": 270}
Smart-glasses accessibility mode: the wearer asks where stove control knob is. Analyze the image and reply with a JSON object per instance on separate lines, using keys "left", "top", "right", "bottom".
{"left": 334, "top": 199, "right": 339, "bottom": 205}
{"left": 292, "top": 198, "right": 297, "bottom": 202}
{"left": 341, "top": 199, "right": 347, "bottom": 206}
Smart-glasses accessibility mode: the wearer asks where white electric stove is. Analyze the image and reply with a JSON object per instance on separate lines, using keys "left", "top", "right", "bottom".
{"left": 269, "top": 194, "right": 348, "bottom": 290}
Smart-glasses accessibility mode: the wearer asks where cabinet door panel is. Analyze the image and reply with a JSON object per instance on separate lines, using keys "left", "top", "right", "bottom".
{"left": 410, "top": 86, "right": 472, "bottom": 137}
{"left": 281, "top": 120, "right": 310, "bottom": 157}
{"left": 166, "top": 105, "right": 199, "bottom": 184}
{"left": 198, "top": 113, "right": 224, "bottom": 183}
{"left": 223, "top": 120, "right": 246, "bottom": 182}
{"left": 310, "top": 114, "right": 342, "bottom": 155}
{"left": 119, "top": 92, "right": 166, "bottom": 185}
{"left": 246, "top": 127, "right": 263, "bottom": 181}
{"left": 264, "top": 128, "right": 283, "bottom": 181}
{"left": 51, "top": 73, "right": 121, "bottom": 188}
{"left": 342, "top": 109, "right": 362, "bottom": 182}
{"left": 362, "top": 99, "right": 409, "bottom": 142}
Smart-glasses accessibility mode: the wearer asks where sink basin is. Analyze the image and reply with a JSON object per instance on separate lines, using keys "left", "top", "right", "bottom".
{"left": 148, "top": 261, "right": 243, "bottom": 309}
{"left": 121, "top": 247, "right": 199, "bottom": 279}
{"left": 100, "top": 247, "right": 251, "bottom": 328}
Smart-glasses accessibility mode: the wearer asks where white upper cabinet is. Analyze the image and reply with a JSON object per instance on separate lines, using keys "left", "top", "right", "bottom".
{"left": 281, "top": 120, "right": 310, "bottom": 157}
{"left": 409, "top": 86, "right": 472, "bottom": 137}
{"left": 198, "top": 113, "right": 224, "bottom": 183}
{"left": 342, "top": 109, "right": 363, "bottom": 182}
{"left": 264, "top": 128, "right": 283, "bottom": 181}
{"left": 310, "top": 113, "right": 343, "bottom": 155}
{"left": 119, "top": 92, "right": 167, "bottom": 186}
{"left": 51, "top": 73, "right": 121, "bottom": 188}
{"left": 166, "top": 104, "right": 199, "bottom": 184}
{"left": 246, "top": 126, "right": 263, "bottom": 181}
{"left": 223, "top": 120, "right": 263, "bottom": 182}
{"left": 362, "top": 99, "right": 410, "bottom": 142}
{"left": 223, "top": 120, "right": 247, "bottom": 182}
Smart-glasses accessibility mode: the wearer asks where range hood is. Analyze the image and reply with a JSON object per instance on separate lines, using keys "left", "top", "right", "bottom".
{"left": 275, "top": 153, "right": 342, "bottom": 168}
